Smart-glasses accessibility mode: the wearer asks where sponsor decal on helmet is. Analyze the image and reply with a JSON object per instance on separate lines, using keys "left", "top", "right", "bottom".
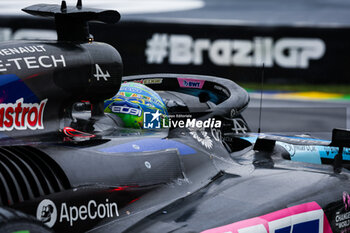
{"left": 112, "top": 106, "right": 142, "bottom": 116}
{"left": 0, "top": 98, "right": 47, "bottom": 131}
{"left": 124, "top": 78, "right": 163, "bottom": 85}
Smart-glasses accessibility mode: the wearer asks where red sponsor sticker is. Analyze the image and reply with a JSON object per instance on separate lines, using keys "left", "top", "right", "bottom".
{"left": 0, "top": 98, "right": 47, "bottom": 131}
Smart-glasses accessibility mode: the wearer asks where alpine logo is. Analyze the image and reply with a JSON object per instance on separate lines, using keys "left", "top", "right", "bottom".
{"left": 0, "top": 98, "right": 47, "bottom": 131}
{"left": 94, "top": 64, "right": 110, "bottom": 81}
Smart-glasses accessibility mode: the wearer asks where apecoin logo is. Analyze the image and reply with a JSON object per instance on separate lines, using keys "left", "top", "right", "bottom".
{"left": 36, "top": 199, "right": 57, "bottom": 228}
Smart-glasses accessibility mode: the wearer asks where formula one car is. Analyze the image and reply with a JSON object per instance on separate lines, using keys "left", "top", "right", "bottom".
{"left": 1, "top": 1, "right": 350, "bottom": 233}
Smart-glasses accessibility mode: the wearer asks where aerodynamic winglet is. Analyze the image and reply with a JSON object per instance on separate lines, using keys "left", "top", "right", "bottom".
{"left": 329, "top": 128, "right": 350, "bottom": 147}
{"left": 254, "top": 128, "right": 350, "bottom": 173}
{"left": 22, "top": 1, "right": 120, "bottom": 41}
{"left": 22, "top": 1, "right": 120, "bottom": 24}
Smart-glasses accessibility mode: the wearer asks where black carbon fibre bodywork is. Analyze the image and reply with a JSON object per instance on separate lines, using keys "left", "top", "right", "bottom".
{"left": 1, "top": 71, "right": 350, "bottom": 232}
{"left": 0, "top": 2, "right": 350, "bottom": 233}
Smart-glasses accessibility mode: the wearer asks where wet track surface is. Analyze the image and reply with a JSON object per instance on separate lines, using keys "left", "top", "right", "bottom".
{"left": 243, "top": 97, "right": 350, "bottom": 140}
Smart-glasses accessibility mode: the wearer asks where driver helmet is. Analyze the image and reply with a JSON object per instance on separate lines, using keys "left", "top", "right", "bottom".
{"left": 104, "top": 82, "right": 168, "bottom": 129}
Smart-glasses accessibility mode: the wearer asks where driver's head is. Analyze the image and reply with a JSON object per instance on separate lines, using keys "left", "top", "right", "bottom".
{"left": 104, "top": 82, "right": 168, "bottom": 129}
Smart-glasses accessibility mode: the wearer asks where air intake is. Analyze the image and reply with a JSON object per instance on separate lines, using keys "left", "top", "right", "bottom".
{"left": 0, "top": 146, "right": 70, "bottom": 206}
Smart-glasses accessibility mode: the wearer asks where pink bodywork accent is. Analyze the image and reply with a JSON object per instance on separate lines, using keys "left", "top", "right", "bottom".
{"left": 201, "top": 202, "right": 332, "bottom": 233}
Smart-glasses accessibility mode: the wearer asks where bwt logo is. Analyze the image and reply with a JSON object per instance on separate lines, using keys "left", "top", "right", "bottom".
{"left": 183, "top": 80, "right": 200, "bottom": 88}
{"left": 145, "top": 33, "right": 326, "bottom": 69}
{"left": 144, "top": 110, "right": 162, "bottom": 129}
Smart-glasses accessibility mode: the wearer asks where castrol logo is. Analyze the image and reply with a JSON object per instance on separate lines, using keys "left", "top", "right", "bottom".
{"left": 0, "top": 98, "right": 47, "bottom": 131}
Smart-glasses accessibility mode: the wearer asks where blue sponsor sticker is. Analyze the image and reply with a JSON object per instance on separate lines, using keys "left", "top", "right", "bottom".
{"left": 319, "top": 146, "right": 350, "bottom": 161}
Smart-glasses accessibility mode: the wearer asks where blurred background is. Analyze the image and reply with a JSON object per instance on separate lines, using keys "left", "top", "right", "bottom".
{"left": 0, "top": 0, "right": 349, "bottom": 137}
